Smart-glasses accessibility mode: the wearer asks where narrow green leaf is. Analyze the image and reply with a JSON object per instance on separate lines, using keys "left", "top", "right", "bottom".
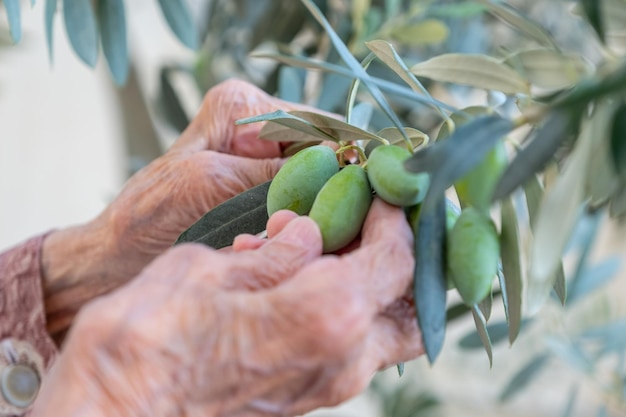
{"left": 237, "top": 110, "right": 338, "bottom": 142}
{"left": 349, "top": 102, "right": 374, "bottom": 131}
{"left": 610, "top": 101, "right": 626, "bottom": 179}
{"left": 389, "top": 19, "right": 449, "bottom": 46}
{"left": 525, "top": 174, "right": 569, "bottom": 306}
{"left": 586, "top": 100, "right": 620, "bottom": 206}
{"left": 499, "top": 353, "right": 550, "bottom": 402}
{"left": 63, "top": 0, "right": 99, "bottom": 67}
{"left": 301, "top": 0, "right": 409, "bottom": 142}
{"left": 406, "top": 115, "right": 514, "bottom": 213}
{"left": 500, "top": 197, "right": 523, "bottom": 343}
{"left": 478, "top": 290, "right": 493, "bottom": 322}
{"left": 288, "top": 110, "right": 385, "bottom": 142}
{"left": 561, "top": 385, "right": 579, "bottom": 417}
{"left": 610, "top": 185, "right": 626, "bottom": 217}
{"left": 365, "top": 40, "right": 450, "bottom": 122}
{"left": 376, "top": 127, "right": 429, "bottom": 149}
{"left": 580, "top": 0, "right": 605, "bottom": 43}
{"left": 493, "top": 108, "right": 583, "bottom": 202}
{"left": 157, "top": 0, "right": 198, "bottom": 49}
{"left": 413, "top": 197, "right": 448, "bottom": 364}
{"left": 396, "top": 362, "right": 404, "bottom": 377}
{"left": 503, "top": 49, "right": 592, "bottom": 90}
{"left": 479, "top": 0, "right": 559, "bottom": 50}
{"left": 471, "top": 304, "right": 493, "bottom": 367}
{"left": 459, "top": 320, "right": 524, "bottom": 349}
{"left": 497, "top": 268, "right": 510, "bottom": 323}
{"left": 98, "top": 0, "right": 128, "bottom": 85}
{"left": 528, "top": 117, "right": 594, "bottom": 315}
{"left": 435, "top": 106, "right": 490, "bottom": 141}
{"left": 411, "top": 53, "right": 530, "bottom": 94}
{"left": 175, "top": 181, "right": 271, "bottom": 248}
{"left": 554, "top": 60, "right": 626, "bottom": 110}
{"left": 345, "top": 53, "right": 375, "bottom": 127}
{"left": 45, "top": 0, "right": 57, "bottom": 63}
{"left": 3, "top": 0, "right": 21, "bottom": 43}
{"left": 251, "top": 52, "right": 458, "bottom": 112}
{"left": 553, "top": 265, "right": 567, "bottom": 306}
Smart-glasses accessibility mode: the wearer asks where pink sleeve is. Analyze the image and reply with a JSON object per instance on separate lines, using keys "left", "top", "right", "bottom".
{"left": 0, "top": 234, "right": 58, "bottom": 416}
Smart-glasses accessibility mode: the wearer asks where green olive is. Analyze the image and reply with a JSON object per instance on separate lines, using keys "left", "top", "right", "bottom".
{"left": 309, "top": 165, "right": 373, "bottom": 253}
{"left": 447, "top": 207, "right": 499, "bottom": 305}
{"left": 454, "top": 141, "right": 507, "bottom": 212}
{"left": 267, "top": 145, "right": 339, "bottom": 216}
{"left": 366, "top": 145, "right": 430, "bottom": 207}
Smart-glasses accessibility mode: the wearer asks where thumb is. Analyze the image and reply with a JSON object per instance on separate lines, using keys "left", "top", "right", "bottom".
{"left": 223, "top": 216, "right": 322, "bottom": 291}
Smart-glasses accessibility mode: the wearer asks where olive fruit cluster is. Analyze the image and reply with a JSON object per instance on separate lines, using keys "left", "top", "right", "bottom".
{"left": 267, "top": 143, "right": 429, "bottom": 253}
{"left": 267, "top": 145, "right": 372, "bottom": 253}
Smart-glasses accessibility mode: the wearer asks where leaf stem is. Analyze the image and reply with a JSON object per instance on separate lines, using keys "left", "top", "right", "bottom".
{"left": 336, "top": 145, "right": 367, "bottom": 166}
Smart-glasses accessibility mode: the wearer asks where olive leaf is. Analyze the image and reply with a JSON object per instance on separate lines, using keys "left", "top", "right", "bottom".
{"left": 524, "top": 175, "right": 567, "bottom": 305}
{"left": 389, "top": 19, "right": 449, "bottom": 46}
{"left": 500, "top": 197, "right": 523, "bottom": 343}
{"left": 301, "top": 0, "right": 409, "bottom": 143}
{"left": 499, "top": 353, "right": 551, "bottom": 402}
{"left": 3, "top": 0, "right": 21, "bottom": 43}
{"left": 175, "top": 181, "right": 271, "bottom": 249}
{"left": 97, "top": 0, "right": 128, "bottom": 85}
{"left": 503, "top": 49, "right": 592, "bottom": 90}
{"left": 376, "top": 127, "right": 429, "bottom": 148}
{"left": 435, "top": 106, "right": 490, "bottom": 141}
{"left": 477, "top": 0, "right": 559, "bottom": 50}
{"left": 493, "top": 108, "right": 582, "bottom": 202}
{"left": 237, "top": 110, "right": 338, "bottom": 142}
{"left": 251, "top": 52, "right": 458, "bottom": 112}
{"left": 157, "top": 0, "right": 198, "bottom": 49}
{"left": 471, "top": 304, "right": 493, "bottom": 367}
{"left": 609, "top": 101, "right": 626, "bottom": 179}
{"left": 459, "top": 320, "right": 527, "bottom": 349}
{"left": 63, "top": 0, "right": 99, "bottom": 67}
{"left": 364, "top": 40, "right": 450, "bottom": 121}
{"left": 410, "top": 53, "right": 531, "bottom": 95}
{"left": 478, "top": 290, "right": 493, "bottom": 322}
{"left": 289, "top": 110, "right": 385, "bottom": 142}
{"left": 413, "top": 197, "right": 448, "bottom": 364}
{"left": 586, "top": 100, "right": 620, "bottom": 206}
{"left": 45, "top": 0, "right": 57, "bottom": 62}
{"left": 580, "top": 0, "right": 606, "bottom": 43}
{"left": 405, "top": 115, "right": 514, "bottom": 213}
{"left": 527, "top": 116, "right": 594, "bottom": 315}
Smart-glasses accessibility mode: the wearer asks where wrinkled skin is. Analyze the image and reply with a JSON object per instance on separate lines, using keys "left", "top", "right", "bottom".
{"left": 42, "top": 79, "right": 330, "bottom": 341}
{"left": 96, "top": 78, "right": 311, "bottom": 275}
{"left": 33, "top": 199, "right": 423, "bottom": 417}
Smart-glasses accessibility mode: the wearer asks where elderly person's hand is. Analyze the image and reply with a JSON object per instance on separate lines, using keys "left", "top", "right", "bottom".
{"left": 32, "top": 199, "right": 423, "bottom": 416}
{"left": 41, "top": 80, "right": 317, "bottom": 342}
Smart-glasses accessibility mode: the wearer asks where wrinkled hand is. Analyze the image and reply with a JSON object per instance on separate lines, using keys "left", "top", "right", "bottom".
{"left": 33, "top": 199, "right": 423, "bottom": 416}
{"left": 96, "top": 79, "right": 314, "bottom": 275}
{"left": 42, "top": 80, "right": 323, "bottom": 340}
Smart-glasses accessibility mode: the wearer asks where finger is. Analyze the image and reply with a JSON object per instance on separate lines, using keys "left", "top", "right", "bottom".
{"left": 266, "top": 210, "right": 299, "bottom": 238}
{"left": 222, "top": 216, "right": 323, "bottom": 290}
{"left": 232, "top": 234, "right": 266, "bottom": 251}
{"left": 334, "top": 198, "right": 414, "bottom": 308}
{"left": 360, "top": 198, "right": 413, "bottom": 247}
